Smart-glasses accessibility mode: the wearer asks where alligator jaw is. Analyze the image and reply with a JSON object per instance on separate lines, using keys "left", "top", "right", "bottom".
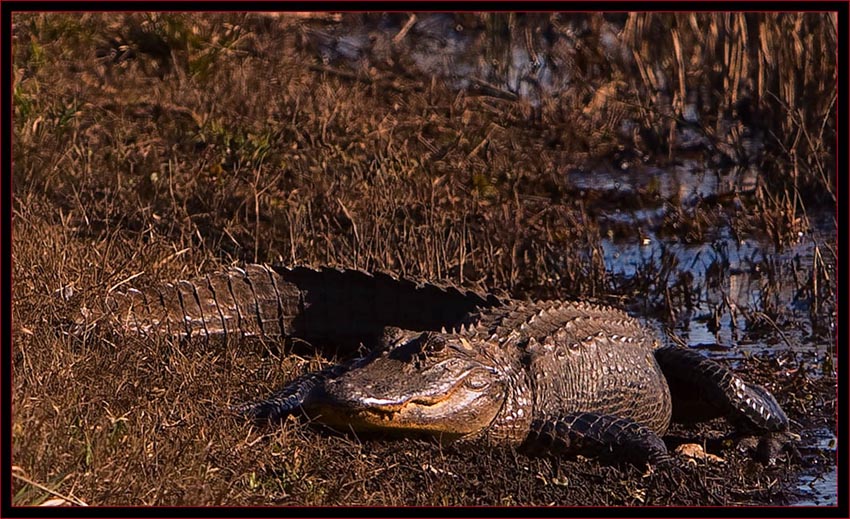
{"left": 310, "top": 372, "right": 496, "bottom": 433}
{"left": 302, "top": 337, "right": 507, "bottom": 437}
{"left": 328, "top": 369, "right": 479, "bottom": 411}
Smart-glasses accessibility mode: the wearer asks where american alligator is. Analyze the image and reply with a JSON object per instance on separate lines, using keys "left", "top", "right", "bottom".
{"left": 79, "top": 264, "right": 502, "bottom": 351}
{"left": 233, "top": 299, "right": 795, "bottom": 466}
{"left": 78, "top": 264, "right": 793, "bottom": 465}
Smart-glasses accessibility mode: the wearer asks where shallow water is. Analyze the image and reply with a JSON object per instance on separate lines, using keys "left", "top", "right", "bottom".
{"left": 590, "top": 165, "right": 837, "bottom": 507}
{"left": 589, "top": 163, "right": 836, "bottom": 357}
{"left": 792, "top": 428, "right": 838, "bottom": 507}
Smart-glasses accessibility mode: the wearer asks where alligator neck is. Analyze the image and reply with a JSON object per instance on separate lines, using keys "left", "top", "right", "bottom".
{"left": 483, "top": 340, "right": 534, "bottom": 445}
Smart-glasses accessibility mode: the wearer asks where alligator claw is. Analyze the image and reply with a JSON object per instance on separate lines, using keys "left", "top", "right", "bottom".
{"left": 737, "top": 430, "right": 801, "bottom": 465}
{"left": 232, "top": 362, "right": 352, "bottom": 424}
{"left": 648, "top": 451, "right": 682, "bottom": 470}
{"left": 655, "top": 456, "right": 692, "bottom": 480}
{"left": 525, "top": 413, "right": 671, "bottom": 468}
{"left": 230, "top": 398, "right": 296, "bottom": 423}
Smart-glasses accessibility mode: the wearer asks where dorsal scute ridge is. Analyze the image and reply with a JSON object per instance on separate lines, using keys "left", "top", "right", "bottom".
{"left": 274, "top": 263, "right": 503, "bottom": 308}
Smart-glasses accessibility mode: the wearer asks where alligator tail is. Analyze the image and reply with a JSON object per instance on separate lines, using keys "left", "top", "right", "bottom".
{"left": 96, "top": 264, "right": 502, "bottom": 348}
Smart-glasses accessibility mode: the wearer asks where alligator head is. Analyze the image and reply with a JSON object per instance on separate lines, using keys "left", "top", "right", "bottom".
{"left": 304, "top": 330, "right": 523, "bottom": 441}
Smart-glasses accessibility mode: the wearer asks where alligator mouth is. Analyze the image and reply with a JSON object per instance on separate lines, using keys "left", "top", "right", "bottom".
{"left": 310, "top": 371, "right": 481, "bottom": 432}
{"left": 312, "top": 404, "right": 468, "bottom": 438}
{"left": 329, "top": 376, "right": 470, "bottom": 413}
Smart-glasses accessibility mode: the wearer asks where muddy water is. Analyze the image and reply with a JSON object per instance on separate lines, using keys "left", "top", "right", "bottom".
{"left": 300, "top": 13, "right": 838, "bottom": 506}
{"left": 583, "top": 163, "right": 836, "bottom": 355}
{"left": 308, "top": 13, "right": 585, "bottom": 104}
{"left": 792, "top": 428, "right": 839, "bottom": 506}
{"left": 584, "top": 165, "right": 837, "bottom": 507}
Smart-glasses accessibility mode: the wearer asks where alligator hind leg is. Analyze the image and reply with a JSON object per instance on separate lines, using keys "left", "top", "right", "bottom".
{"left": 523, "top": 412, "right": 672, "bottom": 467}
{"left": 654, "top": 345, "right": 796, "bottom": 463}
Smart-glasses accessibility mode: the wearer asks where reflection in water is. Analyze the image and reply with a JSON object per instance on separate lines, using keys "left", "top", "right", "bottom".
{"left": 307, "top": 13, "right": 581, "bottom": 105}
{"left": 792, "top": 429, "right": 838, "bottom": 507}
{"left": 559, "top": 161, "right": 834, "bottom": 361}
{"left": 565, "top": 160, "right": 757, "bottom": 206}
{"left": 599, "top": 210, "right": 834, "bottom": 356}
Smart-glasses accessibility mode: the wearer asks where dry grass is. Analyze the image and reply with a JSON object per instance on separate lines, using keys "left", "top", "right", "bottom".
{"left": 10, "top": 12, "right": 836, "bottom": 507}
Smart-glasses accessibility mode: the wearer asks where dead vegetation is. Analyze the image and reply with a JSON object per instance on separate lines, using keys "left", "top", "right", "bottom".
{"left": 10, "top": 12, "right": 837, "bottom": 506}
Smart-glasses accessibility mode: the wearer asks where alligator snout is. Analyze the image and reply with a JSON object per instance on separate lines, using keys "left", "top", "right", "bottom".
{"left": 300, "top": 343, "right": 508, "bottom": 437}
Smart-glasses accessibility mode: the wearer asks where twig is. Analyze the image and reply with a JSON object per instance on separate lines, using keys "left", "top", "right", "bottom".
{"left": 308, "top": 64, "right": 371, "bottom": 83}
{"left": 152, "top": 247, "right": 190, "bottom": 271}
{"left": 12, "top": 472, "right": 88, "bottom": 507}
{"left": 277, "top": 12, "right": 342, "bottom": 22}
{"left": 107, "top": 271, "right": 145, "bottom": 294}
{"left": 393, "top": 14, "right": 417, "bottom": 44}
{"left": 336, "top": 198, "right": 360, "bottom": 246}
{"left": 751, "top": 311, "right": 794, "bottom": 350}
{"left": 307, "top": 65, "right": 411, "bottom": 94}
{"left": 468, "top": 125, "right": 497, "bottom": 159}
{"left": 525, "top": 26, "right": 539, "bottom": 66}
{"left": 468, "top": 77, "right": 518, "bottom": 102}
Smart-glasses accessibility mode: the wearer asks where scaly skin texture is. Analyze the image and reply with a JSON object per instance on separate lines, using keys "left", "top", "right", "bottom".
{"left": 82, "top": 264, "right": 502, "bottom": 350}
{"left": 237, "top": 299, "right": 792, "bottom": 465}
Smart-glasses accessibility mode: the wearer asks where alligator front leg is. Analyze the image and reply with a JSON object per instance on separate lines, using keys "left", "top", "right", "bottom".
{"left": 654, "top": 345, "right": 797, "bottom": 463}
{"left": 522, "top": 412, "right": 673, "bottom": 467}
{"left": 232, "top": 364, "right": 347, "bottom": 422}
{"left": 232, "top": 327, "right": 410, "bottom": 423}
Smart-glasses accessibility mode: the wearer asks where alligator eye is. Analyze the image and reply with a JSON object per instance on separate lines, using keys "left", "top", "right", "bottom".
{"left": 425, "top": 336, "right": 447, "bottom": 354}
{"left": 464, "top": 372, "right": 490, "bottom": 390}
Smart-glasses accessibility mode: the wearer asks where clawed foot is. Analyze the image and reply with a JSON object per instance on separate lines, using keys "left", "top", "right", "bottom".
{"left": 736, "top": 430, "right": 801, "bottom": 465}
{"left": 229, "top": 399, "right": 285, "bottom": 422}
{"left": 229, "top": 393, "right": 304, "bottom": 423}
